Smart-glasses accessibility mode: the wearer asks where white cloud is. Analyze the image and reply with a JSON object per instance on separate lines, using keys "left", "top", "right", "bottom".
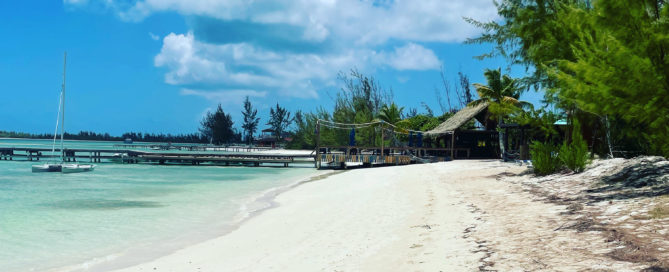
{"left": 181, "top": 88, "right": 267, "bottom": 105}
{"left": 154, "top": 32, "right": 227, "bottom": 85}
{"left": 154, "top": 32, "right": 440, "bottom": 98}
{"left": 63, "top": 0, "right": 88, "bottom": 4}
{"left": 71, "top": 0, "right": 497, "bottom": 43}
{"left": 69, "top": 0, "right": 490, "bottom": 100}
{"left": 149, "top": 32, "right": 159, "bottom": 41}
{"left": 382, "top": 43, "right": 440, "bottom": 71}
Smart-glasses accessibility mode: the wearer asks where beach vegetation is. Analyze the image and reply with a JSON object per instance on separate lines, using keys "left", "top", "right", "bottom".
{"left": 435, "top": 68, "right": 474, "bottom": 113}
{"left": 286, "top": 109, "right": 333, "bottom": 149}
{"left": 512, "top": 108, "right": 561, "bottom": 143}
{"left": 649, "top": 205, "right": 669, "bottom": 219}
{"left": 286, "top": 68, "right": 471, "bottom": 150}
{"left": 530, "top": 141, "right": 562, "bottom": 175}
{"left": 377, "top": 103, "right": 404, "bottom": 146}
{"left": 268, "top": 103, "right": 293, "bottom": 143}
{"left": 467, "top": 0, "right": 669, "bottom": 158}
{"left": 377, "top": 103, "right": 404, "bottom": 125}
{"left": 241, "top": 96, "right": 260, "bottom": 145}
{"left": 0, "top": 130, "right": 208, "bottom": 143}
{"left": 559, "top": 119, "right": 590, "bottom": 173}
{"left": 395, "top": 112, "right": 456, "bottom": 133}
{"left": 470, "top": 68, "right": 529, "bottom": 158}
{"left": 330, "top": 70, "right": 392, "bottom": 147}
{"left": 200, "top": 104, "right": 236, "bottom": 145}
{"left": 287, "top": 110, "right": 312, "bottom": 149}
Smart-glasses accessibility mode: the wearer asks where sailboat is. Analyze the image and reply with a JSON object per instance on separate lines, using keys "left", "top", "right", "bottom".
{"left": 32, "top": 52, "right": 95, "bottom": 173}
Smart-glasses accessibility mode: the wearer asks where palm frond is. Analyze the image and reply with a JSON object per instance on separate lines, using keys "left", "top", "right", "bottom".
{"left": 468, "top": 98, "right": 490, "bottom": 107}
{"left": 502, "top": 96, "right": 519, "bottom": 104}
{"left": 473, "top": 84, "right": 497, "bottom": 100}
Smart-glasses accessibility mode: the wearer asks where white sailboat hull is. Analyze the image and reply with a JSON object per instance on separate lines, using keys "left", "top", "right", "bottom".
{"left": 62, "top": 164, "right": 95, "bottom": 173}
{"left": 31, "top": 164, "right": 63, "bottom": 172}
{"left": 32, "top": 53, "right": 99, "bottom": 174}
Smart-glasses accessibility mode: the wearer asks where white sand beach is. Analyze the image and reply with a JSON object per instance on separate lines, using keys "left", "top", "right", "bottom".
{"left": 102, "top": 159, "right": 661, "bottom": 272}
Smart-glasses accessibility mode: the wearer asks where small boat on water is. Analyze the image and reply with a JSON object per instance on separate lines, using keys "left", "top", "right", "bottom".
{"left": 62, "top": 164, "right": 95, "bottom": 173}
{"left": 32, "top": 164, "right": 63, "bottom": 172}
{"left": 32, "top": 52, "right": 95, "bottom": 173}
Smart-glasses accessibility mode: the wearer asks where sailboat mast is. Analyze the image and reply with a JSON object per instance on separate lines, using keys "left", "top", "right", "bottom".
{"left": 60, "top": 52, "right": 66, "bottom": 162}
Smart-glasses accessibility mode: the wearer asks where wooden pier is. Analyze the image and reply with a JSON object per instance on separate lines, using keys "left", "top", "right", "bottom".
{"left": 0, "top": 145, "right": 455, "bottom": 169}
{"left": 112, "top": 144, "right": 275, "bottom": 152}
{"left": 0, "top": 147, "right": 314, "bottom": 167}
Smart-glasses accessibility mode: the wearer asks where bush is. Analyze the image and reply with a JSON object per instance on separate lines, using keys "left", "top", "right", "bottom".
{"left": 530, "top": 141, "right": 561, "bottom": 175}
{"left": 559, "top": 120, "right": 590, "bottom": 172}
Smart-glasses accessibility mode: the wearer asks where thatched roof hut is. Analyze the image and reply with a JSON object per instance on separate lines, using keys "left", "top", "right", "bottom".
{"left": 426, "top": 102, "right": 492, "bottom": 134}
{"left": 424, "top": 102, "right": 498, "bottom": 159}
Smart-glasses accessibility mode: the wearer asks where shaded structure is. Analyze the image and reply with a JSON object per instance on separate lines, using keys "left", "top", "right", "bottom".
{"left": 312, "top": 103, "right": 500, "bottom": 169}
{"left": 258, "top": 128, "right": 277, "bottom": 148}
{"left": 425, "top": 102, "right": 499, "bottom": 159}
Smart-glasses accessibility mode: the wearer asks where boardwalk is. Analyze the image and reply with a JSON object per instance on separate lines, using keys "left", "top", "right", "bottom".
{"left": 0, "top": 146, "right": 426, "bottom": 169}
{"left": 0, "top": 147, "right": 314, "bottom": 167}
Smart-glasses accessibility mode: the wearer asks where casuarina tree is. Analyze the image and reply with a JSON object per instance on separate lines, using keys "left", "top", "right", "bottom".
{"left": 200, "top": 104, "right": 235, "bottom": 145}
{"left": 269, "top": 103, "right": 292, "bottom": 142}
{"left": 241, "top": 96, "right": 260, "bottom": 145}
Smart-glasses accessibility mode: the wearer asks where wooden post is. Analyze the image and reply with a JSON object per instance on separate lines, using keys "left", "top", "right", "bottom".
{"left": 380, "top": 121, "right": 384, "bottom": 160}
{"left": 315, "top": 120, "right": 321, "bottom": 169}
{"left": 504, "top": 127, "right": 509, "bottom": 154}
{"left": 450, "top": 131, "right": 455, "bottom": 159}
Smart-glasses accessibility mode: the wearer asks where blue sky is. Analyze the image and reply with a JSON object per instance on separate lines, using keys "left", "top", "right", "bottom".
{"left": 0, "top": 0, "right": 543, "bottom": 135}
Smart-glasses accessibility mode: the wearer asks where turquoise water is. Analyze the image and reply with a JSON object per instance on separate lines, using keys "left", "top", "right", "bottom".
{"left": 0, "top": 138, "right": 147, "bottom": 150}
{"left": 0, "top": 145, "right": 316, "bottom": 271}
{"left": 0, "top": 138, "right": 217, "bottom": 156}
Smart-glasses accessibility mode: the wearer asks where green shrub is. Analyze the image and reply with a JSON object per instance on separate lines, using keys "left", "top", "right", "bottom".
{"left": 530, "top": 141, "right": 561, "bottom": 175}
{"left": 559, "top": 120, "right": 590, "bottom": 172}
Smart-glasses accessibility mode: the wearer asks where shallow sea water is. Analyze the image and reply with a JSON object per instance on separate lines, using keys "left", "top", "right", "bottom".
{"left": 0, "top": 139, "right": 315, "bottom": 271}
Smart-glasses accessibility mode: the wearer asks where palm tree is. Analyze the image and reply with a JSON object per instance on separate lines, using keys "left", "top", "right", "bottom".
{"left": 470, "top": 68, "right": 530, "bottom": 159}
{"left": 377, "top": 103, "right": 404, "bottom": 124}
{"left": 377, "top": 103, "right": 404, "bottom": 147}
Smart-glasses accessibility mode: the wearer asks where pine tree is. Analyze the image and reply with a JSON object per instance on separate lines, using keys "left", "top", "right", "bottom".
{"left": 200, "top": 104, "right": 235, "bottom": 145}
{"left": 468, "top": 0, "right": 669, "bottom": 157}
{"left": 241, "top": 96, "right": 260, "bottom": 145}
{"left": 555, "top": 1, "right": 669, "bottom": 156}
{"left": 268, "top": 103, "right": 292, "bottom": 143}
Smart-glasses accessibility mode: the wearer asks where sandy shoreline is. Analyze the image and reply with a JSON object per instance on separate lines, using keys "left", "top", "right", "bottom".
{"left": 49, "top": 168, "right": 328, "bottom": 272}
{"left": 62, "top": 159, "right": 665, "bottom": 271}
{"left": 100, "top": 161, "right": 480, "bottom": 271}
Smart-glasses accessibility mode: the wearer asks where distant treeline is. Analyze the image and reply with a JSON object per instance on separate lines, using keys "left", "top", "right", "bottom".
{"left": 0, "top": 130, "right": 209, "bottom": 144}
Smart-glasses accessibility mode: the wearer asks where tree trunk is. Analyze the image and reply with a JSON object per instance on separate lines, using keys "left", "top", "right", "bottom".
{"left": 498, "top": 117, "right": 505, "bottom": 159}
{"left": 604, "top": 115, "right": 614, "bottom": 158}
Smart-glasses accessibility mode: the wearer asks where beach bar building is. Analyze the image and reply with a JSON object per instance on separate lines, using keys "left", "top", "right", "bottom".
{"left": 425, "top": 102, "right": 499, "bottom": 159}
{"left": 258, "top": 128, "right": 277, "bottom": 148}
{"left": 313, "top": 102, "right": 500, "bottom": 169}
